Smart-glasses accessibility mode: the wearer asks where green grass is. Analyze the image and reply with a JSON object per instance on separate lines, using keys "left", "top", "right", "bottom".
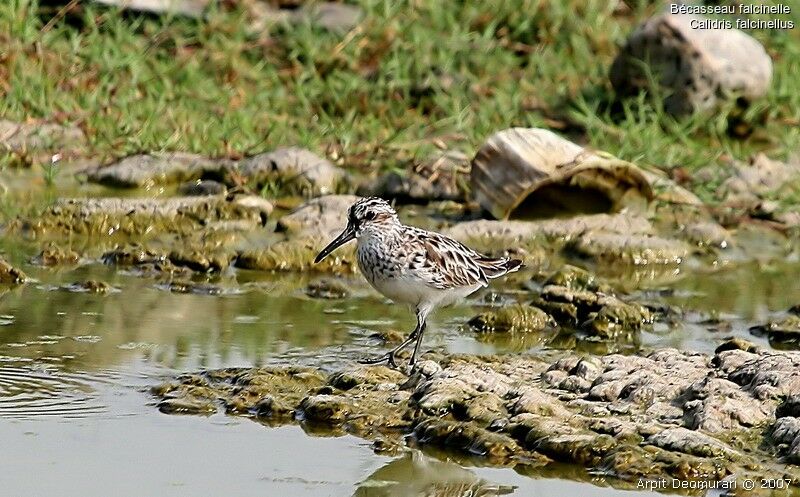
{"left": 0, "top": 0, "right": 799, "bottom": 198}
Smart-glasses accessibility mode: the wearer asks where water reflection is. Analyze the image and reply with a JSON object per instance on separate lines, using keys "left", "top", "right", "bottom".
{"left": 354, "top": 451, "right": 516, "bottom": 497}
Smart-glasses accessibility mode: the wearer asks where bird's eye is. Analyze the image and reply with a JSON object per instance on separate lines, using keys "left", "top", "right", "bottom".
{"left": 365, "top": 211, "right": 376, "bottom": 221}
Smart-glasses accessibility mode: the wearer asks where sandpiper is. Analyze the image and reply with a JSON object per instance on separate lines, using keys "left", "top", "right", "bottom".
{"left": 314, "top": 197, "right": 522, "bottom": 368}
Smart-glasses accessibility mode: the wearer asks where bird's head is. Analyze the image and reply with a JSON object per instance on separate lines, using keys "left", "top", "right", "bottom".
{"left": 314, "top": 197, "right": 398, "bottom": 264}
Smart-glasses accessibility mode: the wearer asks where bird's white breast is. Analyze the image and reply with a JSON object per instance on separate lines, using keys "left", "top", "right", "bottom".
{"left": 356, "top": 234, "right": 482, "bottom": 308}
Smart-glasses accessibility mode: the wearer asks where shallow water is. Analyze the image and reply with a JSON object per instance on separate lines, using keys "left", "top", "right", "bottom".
{"left": 1, "top": 252, "right": 799, "bottom": 496}
{"left": 2, "top": 177, "right": 800, "bottom": 496}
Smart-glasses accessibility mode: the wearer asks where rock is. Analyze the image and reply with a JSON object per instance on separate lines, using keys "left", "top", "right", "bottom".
{"left": 237, "top": 236, "right": 356, "bottom": 274}
{"left": 682, "top": 222, "right": 731, "bottom": 249}
{"left": 0, "top": 258, "right": 27, "bottom": 284}
{"left": 297, "top": 2, "right": 362, "bottom": 33}
{"left": 168, "top": 249, "right": 232, "bottom": 272}
{"left": 305, "top": 279, "right": 349, "bottom": 299}
{"left": 244, "top": 195, "right": 359, "bottom": 273}
{"left": 647, "top": 427, "right": 740, "bottom": 459}
{"left": 531, "top": 284, "right": 653, "bottom": 338}
{"left": 720, "top": 154, "right": 800, "bottom": 201}
{"left": 152, "top": 347, "right": 800, "bottom": 486}
{"left": 568, "top": 232, "right": 689, "bottom": 265}
{"left": 0, "top": 119, "right": 86, "bottom": 160}
{"left": 770, "top": 417, "right": 800, "bottom": 463}
{"left": 92, "top": 0, "right": 209, "bottom": 17}
{"left": 276, "top": 195, "right": 359, "bottom": 238}
{"left": 17, "top": 195, "right": 270, "bottom": 238}
{"left": 248, "top": 2, "right": 363, "bottom": 34}
{"left": 102, "top": 245, "right": 167, "bottom": 266}
{"left": 328, "top": 366, "right": 406, "bottom": 391}
{"left": 610, "top": 12, "right": 772, "bottom": 116}
{"left": 445, "top": 213, "right": 654, "bottom": 269}
{"left": 29, "top": 244, "right": 81, "bottom": 266}
{"left": 470, "top": 128, "right": 653, "bottom": 220}
{"left": 468, "top": 304, "right": 553, "bottom": 333}
{"left": 160, "top": 281, "right": 224, "bottom": 295}
{"left": 178, "top": 179, "right": 227, "bottom": 196}
{"left": 233, "top": 147, "right": 344, "bottom": 196}
{"left": 62, "top": 280, "right": 115, "bottom": 293}
{"left": 640, "top": 169, "right": 703, "bottom": 206}
{"left": 750, "top": 316, "right": 800, "bottom": 346}
{"left": 85, "top": 153, "right": 225, "bottom": 188}
{"left": 544, "top": 264, "right": 610, "bottom": 292}
{"left": 358, "top": 151, "right": 469, "bottom": 204}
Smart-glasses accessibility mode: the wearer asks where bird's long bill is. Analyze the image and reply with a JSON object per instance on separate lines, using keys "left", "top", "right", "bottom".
{"left": 314, "top": 226, "right": 356, "bottom": 263}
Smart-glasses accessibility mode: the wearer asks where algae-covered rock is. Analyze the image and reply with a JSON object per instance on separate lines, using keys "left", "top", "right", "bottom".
{"left": 0, "top": 258, "right": 27, "bottom": 284}
{"left": 647, "top": 428, "right": 740, "bottom": 459}
{"left": 328, "top": 366, "right": 406, "bottom": 391}
{"left": 168, "top": 248, "right": 232, "bottom": 272}
{"left": 468, "top": 304, "right": 553, "bottom": 334}
{"left": 29, "top": 244, "right": 81, "bottom": 266}
{"left": 413, "top": 418, "right": 523, "bottom": 460}
{"left": 544, "top": 265, "right": 610, "bottom": 293}
{"left": 237, "top": 237, "right": 356, "bottom": 274}
{"left": 20, "top": 195, "right": 271, "bottom": 238}
{"left": 750, "top": 315, "right": 800, "bottom": 346}
{"left": 63, "top": 280, "right": 115, "bottom": 293}
{"left": 235, "top": 195, "right": 360, "bottom": 273}
{"left": 159, "top": 281, "right": 223, "bottom": 296}
{"left": 152, "top": 347, "right": 800, "bottom": 488}
{"left": 532, "top": 284, "right": 652, "bottom": 338}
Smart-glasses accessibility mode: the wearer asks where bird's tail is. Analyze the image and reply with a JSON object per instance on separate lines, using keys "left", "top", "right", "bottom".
{"left": 477, "top": 256, "right": 523, "bottom": 279}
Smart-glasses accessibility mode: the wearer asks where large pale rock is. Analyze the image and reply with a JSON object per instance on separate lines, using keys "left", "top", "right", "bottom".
{"left": 610, "top": 12, "right": 772, "bottom": 115}
{"left": 248, "top": 2, "right": 363, "bottom": 34}
{"left": 92, "top": 0, "right": 209, "bottom": 17}
{"left": 471, "top": 128, "right": 653, "bottom": 220}
{"left": 86, "top": 153, "right": 225, "bottom": 188}
{"left": 233, "top": 147, "right": 344, "bottom": 196}
{"left": 275, "top": 194, "right": 359, "bottom": 238}
{"left": 0, "top": 119, "right": 86, "bottom": 156}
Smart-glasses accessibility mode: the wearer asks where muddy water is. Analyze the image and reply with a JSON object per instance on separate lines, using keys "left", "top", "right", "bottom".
{"left": 1, "top": 179, "right": 799, "bottom": 496}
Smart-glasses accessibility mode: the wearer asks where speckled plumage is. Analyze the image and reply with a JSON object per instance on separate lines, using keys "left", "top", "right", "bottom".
{"left": 315, "top": 197, "right": 522, "bottom": 367}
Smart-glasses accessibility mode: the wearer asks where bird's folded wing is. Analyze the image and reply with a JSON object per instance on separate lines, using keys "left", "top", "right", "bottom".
{"left": 405, "top": 230, "right": 489, "bottom": 289}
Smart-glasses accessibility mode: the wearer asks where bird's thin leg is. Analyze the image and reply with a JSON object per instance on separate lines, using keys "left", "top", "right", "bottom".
{"left": 408, "top": 305, "right": 431, "bottom": 368}
{"left": 358, "top": 307, "right": 425, "bottom": 368}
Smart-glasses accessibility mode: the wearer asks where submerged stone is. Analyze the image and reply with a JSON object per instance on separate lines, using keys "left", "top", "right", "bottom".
{"left": 62, "top": 280, "right": 115, "bottom": 293}
{"left": 30, "top": 244, "right": 81, "bottom": 266}
{"left": 305, "top": 279, "right": 350, "bottom": 299}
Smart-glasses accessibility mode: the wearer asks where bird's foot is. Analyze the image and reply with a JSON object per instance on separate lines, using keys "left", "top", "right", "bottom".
{"left": 357, "top": 351, "right": 398, "bottom": 368}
